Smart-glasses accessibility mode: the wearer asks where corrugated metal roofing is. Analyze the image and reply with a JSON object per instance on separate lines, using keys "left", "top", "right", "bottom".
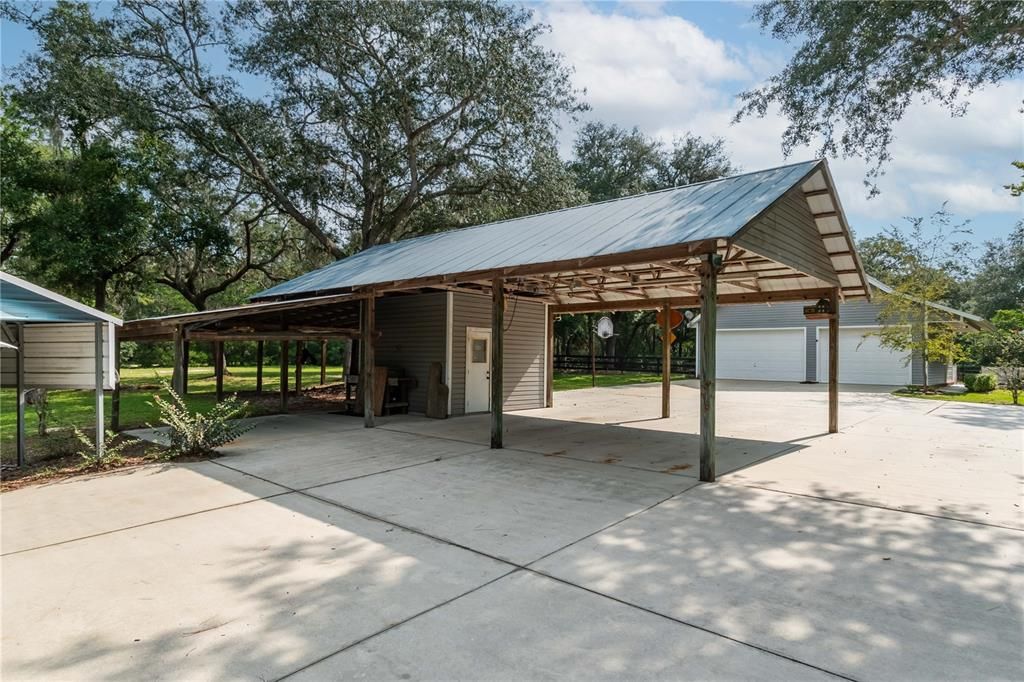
{"left": 255, "top": 159, "right": 823, "bottom": 300}
{"left": 0, "top": 272, "right": 123, "bottom": 325}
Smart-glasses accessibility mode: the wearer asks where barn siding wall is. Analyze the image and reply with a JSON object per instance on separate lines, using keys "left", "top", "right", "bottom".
{"left": 374, "top": 293, "right": 447, "bottom": 414}
{"left": 713, "top": 299, "right": 950, "bottom": 385}
{"left": 735, "top": 187, "right": 839, "bottom": 287}
{"left": 450, "top": 291, "right": 545, "bottom": 415}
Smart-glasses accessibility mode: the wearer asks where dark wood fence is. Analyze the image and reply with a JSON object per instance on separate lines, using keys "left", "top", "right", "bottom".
{"left": 554, "top": 355, "right": 695, "bottom": 375}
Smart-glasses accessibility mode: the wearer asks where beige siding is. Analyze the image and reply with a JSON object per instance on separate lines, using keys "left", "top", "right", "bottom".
{"left": 19, "top": 323, "right": 115, "bottom": 389}
{"left": 450, "top": 291, "right": 545, "bottom": 415}
{"left": 736, "top": 187, "right": 839, "bottom": 287}
{"left": 374, "top": 293, "right": 447, "bottom": 414}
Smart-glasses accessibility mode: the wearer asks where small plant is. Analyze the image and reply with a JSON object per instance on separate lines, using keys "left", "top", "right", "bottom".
{"left": 964, "top": 373, "right": 997, "bottom": 393}
{"left": 73, "top": 428, "right": 132, "bottom": 468}
{"left": 150, "top": 383, "right": 252, "bottom": 457}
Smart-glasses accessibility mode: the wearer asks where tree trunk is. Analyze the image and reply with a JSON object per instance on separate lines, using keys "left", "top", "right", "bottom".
{"left": 94, "top": 279, "right": 107, "bottom": 312}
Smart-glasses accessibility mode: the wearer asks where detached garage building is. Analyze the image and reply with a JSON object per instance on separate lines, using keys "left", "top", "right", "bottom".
{"left": 694, "top": 276, "right": 985, "bottom": 386}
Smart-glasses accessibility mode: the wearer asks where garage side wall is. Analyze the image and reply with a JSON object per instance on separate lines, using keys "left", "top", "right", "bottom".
{"left": 375, "top": 293, "right": 447, "bottom": 414}
{"left": 450, "top": 292, "right": 545, "bottom": 415}
{"left": 715, "top": 300, "right": 884, "bottom": 382}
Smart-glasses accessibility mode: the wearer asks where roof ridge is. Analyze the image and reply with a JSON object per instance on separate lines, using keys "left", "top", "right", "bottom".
{"left": 318, "top": 158, "right": 823, "bottom": 268}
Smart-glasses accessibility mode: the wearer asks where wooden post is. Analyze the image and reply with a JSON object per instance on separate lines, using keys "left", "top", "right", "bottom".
{"left": 94, "top": 322, "right": 105, "bottom": 460}
{"left": 181, "top": 340, "right": 190, "bottom": 394}
{"left": 171, "top": 325, "right": 185, "bottom": 395}
{"left": 589, "top": 313, "right": 596, "bottom": 387}
{"left": 699, "top": 254, "right": 719, "bottom": 483}
{"left": 280, "top": 340, "right": 289, "bottom": 413}
{"left": 214, "top": 341, "right": 225, "bottom": 402}
{"left": 491, "top": 277, "right": 504, "bottom": 448}
{"left": 545, "top": 308, "right": 554, "bottom": 408}
{"left": 320, "top": 340, "right": 328, "bottom": 385}
{"left": 661, "top": 301, "right": 671, "bottom": 419}
{"left": 828, "top": 287, "right": 840, "bottom": 434}
{"left": 15, "top": 323, "right": 25, "bottom": 467}
{"left": 295, "top": 340, "right": 304, "bottom": 395}
{"left": 111, "top": 336, "right": 121, "bottom": 432}
{"left": 255, "top": 340, "right": 264, "bottom": 393}
{"left": 362, "top": 296, "right": 376, "bottom": 428}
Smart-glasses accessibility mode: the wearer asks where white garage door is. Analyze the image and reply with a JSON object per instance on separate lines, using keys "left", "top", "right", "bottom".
{"left": 714, "top": 329, "right": 805, "bottom": 381}
{"left": 817, "top": 327, "right": 911, "bottom": 385}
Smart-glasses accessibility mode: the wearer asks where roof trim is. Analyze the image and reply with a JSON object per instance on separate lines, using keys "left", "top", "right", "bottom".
{"left": 0, "top": 271, "right": 123, "bottom": 326}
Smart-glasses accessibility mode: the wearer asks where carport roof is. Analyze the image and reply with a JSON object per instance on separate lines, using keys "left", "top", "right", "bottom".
{"left": 254, "top": 159, "right": 871, "bottom": 305}
{"left": 0, "top": 272, "right": 122, "bottom": 325}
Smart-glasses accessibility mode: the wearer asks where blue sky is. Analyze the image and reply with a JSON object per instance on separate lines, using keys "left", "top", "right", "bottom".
{"left": 3, "top": 0, "right": 1021, "bottom": 247}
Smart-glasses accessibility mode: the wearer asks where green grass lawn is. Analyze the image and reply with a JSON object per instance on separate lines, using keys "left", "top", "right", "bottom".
{"left": 0, "top": 364, "right": 345, "bottom": 458}
{"left": 553, "top": 371, "right": 690, "bottom": 391}
{"left": 892, "top": 387, "right": 1020, "bottom": 406}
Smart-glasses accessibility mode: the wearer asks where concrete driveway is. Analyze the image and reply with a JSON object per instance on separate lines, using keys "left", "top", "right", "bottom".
{"left": 2, "top": 381, "right": 1021, "bottom": 680}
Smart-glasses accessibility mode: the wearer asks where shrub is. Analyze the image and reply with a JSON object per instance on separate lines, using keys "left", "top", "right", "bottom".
{"left": 964, "top": 373, "right": 997, "bottom": 393}
{"left": 150, "top": 383, "right": 252, "bottom": 458}
{"left": 74, "top": 428, "right": 132, "bottom": 468}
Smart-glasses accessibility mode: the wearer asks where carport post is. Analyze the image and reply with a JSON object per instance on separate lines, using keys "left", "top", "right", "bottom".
{"left": 295, "top": 340, "right": 304, "bottom": 395}
{"left": 16, "top": 323, "right": 25, "bottom": 467}
{"left": 362, "top": 295, "right": 376, "bottom": 428}
{"left": 661, "top": 300, "right": 671, "bottom": 418}
{"left": 698, "top": 254, "right": 720, "bottom": 483}
{"left": 545, "top": 307, "right": 554, "bottom": 408}
{"left": 171, "top": 325, "right": 185, "bottom": 395}
{"left": 94, "top": 321, "right": 105, "bottom": 460}
{"left": 181, "top": 340, "right": 190, "bottom": 394}
{"left": 828, "top": 287, "right": 839, "bottom": 433}
{"left": 255, "top": 340, "right": 264, "bottom": 393}
{"left": 320, "top": 340, "right": 328, "bottom": 385}
{"left": 490, "top": 276, "right": 504, "bottom": 449}
{"left": 280, "top": 340, "right": 289, "bottom": 413}
{"left": 214, "top": 341, "right": 225, "bottom": 402}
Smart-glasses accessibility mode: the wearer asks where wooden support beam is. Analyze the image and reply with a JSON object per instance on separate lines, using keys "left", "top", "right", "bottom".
{"left": 255, "top": 340, "right": 264, "bottom": 393}
{"left": 214, "top": 341, "right": 225, "bottom": 402}
{"left": 295, "top": 340, "right": 304, "bottom": 395}
{"left": 552, "top": 287, "right": 836, "bottom": 314}
{"left": 661, "top": 301, "right": 671, "bottom": 419}
{"left": 699, "top": 254, "right": 720, "bottom": 483}
{"left": 320, "top": 340, "right": 328, "bottom": 385}
{"left": 362, "top": 296, "right": 376, "bottom": 428}
{"left": 182, "top": 340, "right": 190, "bottom": 394}
{"left": 280, "top": 340, "right": 289, "bottom": 413}
{"left": 94, "top": 322, "right": 105, "bottom": 461}
{"left": 171, "top": 325, "right": 185, "bottom": 395}
{"left": 828, "top": 288, "right": 839, "bottom": 434}
{"left": 112, "top": 337, "right": 121, "bottom": 432}
{"left": 804, "top": 188, "right": 831, "bottom": 198}
{"left": 491, "top": 276, "right": 504, "bottom": 449}
{"left": 545, "top": 307, "right": 554, "bottom": 408}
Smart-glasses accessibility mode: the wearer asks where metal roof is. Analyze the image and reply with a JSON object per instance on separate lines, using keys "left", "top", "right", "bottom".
{"left": 0, "top": 272, "right": 123, "bottom": 325}
{"left": 255, "top": 159, "right": 834, "bottom": 300}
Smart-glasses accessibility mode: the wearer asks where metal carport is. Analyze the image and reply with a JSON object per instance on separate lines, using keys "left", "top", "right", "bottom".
{"left": 0, "top": 272, "right": 122, "bottom": 465}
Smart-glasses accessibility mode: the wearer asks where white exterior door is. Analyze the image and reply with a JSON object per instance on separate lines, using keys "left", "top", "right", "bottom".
{"left": 713, "top": 328, "right": 805, "bottom": 381}
{"left": 818, "top": 326, "right": 911, "bottom": 386}
{"left": 465, "top": 328, "right": 491, "bottom": 413}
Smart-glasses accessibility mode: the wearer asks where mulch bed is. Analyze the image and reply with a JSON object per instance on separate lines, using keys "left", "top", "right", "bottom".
{"left": 0, "top": 435, "right": 211, "bottom": 493}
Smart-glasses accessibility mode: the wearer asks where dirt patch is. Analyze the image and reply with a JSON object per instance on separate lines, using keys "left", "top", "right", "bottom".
{"left": 663, "top": 463, "right": 693, "bottom": 473}
{"left": 600, "top": 457, "right": 621, "bottom": 464}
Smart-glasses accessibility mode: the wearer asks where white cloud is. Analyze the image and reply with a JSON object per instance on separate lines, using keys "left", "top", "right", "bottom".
{"left": 538, "top": 1, "right": 1023, "bottom": 241}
